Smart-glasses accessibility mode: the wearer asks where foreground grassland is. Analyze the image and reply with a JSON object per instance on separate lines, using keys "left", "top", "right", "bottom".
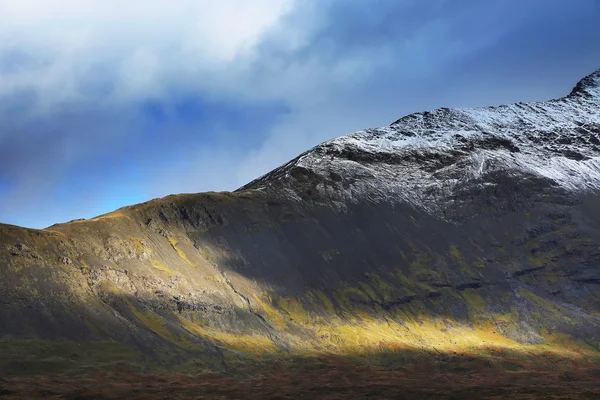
{"left": 1, "top": 356, "right": 600, "bottom": 400}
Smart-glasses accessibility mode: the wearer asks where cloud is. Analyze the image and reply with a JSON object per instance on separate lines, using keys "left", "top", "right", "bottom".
{"left": 0, "top": 0, "right": 599, "bottom": 228}
{"left": 0, "top": 0, "right": 294, "bottom": 227}
{"left": 0, "top": 0, "right": 294, "bottom": 109}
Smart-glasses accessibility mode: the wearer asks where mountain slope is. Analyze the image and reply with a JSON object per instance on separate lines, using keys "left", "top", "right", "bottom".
{"left": 1, "top": 69, "right": 600, "bottom": 383}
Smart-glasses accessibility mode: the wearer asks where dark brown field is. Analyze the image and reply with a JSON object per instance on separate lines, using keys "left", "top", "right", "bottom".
{"left": 1, "top": 357, "right": 599, "bottom": 400}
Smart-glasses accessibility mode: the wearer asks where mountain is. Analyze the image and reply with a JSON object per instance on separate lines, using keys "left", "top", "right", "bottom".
{"left": 1, "top": 69, "right": 600, "bottom": 398}
{"left": 241, "top": 69, "right": 600, "bottom": 217}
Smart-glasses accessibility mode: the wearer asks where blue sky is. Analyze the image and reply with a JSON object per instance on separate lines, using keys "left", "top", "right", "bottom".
{"left": 0, "top": 0, "right": 599, "bottom": 228}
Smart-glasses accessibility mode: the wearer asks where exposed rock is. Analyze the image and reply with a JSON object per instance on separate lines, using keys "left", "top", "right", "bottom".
{"left": 58, "top": 256, "right": 73, "bottom": 265}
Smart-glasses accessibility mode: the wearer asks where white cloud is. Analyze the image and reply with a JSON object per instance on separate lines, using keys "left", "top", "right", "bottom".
{"left": 0, "top": 0, "right": 295, "bottom": 112}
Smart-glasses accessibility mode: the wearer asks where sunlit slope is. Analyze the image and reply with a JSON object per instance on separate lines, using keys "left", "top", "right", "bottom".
{"left": 1, "top": 187, "right": 599, "bottom": 375}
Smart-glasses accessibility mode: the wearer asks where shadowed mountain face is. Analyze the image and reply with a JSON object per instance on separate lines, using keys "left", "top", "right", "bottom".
{"left": 1, "top": 70, "right": 600, "bottom": 389}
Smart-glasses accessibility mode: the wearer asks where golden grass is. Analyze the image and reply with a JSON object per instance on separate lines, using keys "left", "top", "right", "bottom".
{"left": 90, "top": 210, "right": 126, "bottom": 222}
{"left": 448, "top": 245, "right": 462, "bottom": 262}
{"left": 462, "top": 288, "right": 486, "bottom": 319}
{"left": 150, "top": 260, "right": 177, "bottom": 277}
{"left": 303, "top": 315, "right": 591, "bottom": 363}
{"left": 254, "top": 294, "right": 286, "bottom": 329}
{"left": 278, "top": 297, "right": 310, "bottom": 325}
{"left": 124, "top": 298, "right": 197, "bottom": 350}
{"left": 307, "top": 290, "right": 336, "bottom": 315}
{"left": 167, "top": 237, "right": 194, "bottom": 266}
{"left": 176, "top": 315, "right": 277, "bottom": 356}
{"left": 129, "top": 237, "right": 147, "bottom": 255}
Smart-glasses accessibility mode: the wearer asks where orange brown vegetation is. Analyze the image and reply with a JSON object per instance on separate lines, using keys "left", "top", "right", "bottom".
{"left": 1, "top": 357, "right": 599, "bottom": 399}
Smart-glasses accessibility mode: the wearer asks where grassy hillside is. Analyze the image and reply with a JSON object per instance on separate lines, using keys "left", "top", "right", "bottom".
{"left": 1, "top": 186, "right": 599, "bottom": 383}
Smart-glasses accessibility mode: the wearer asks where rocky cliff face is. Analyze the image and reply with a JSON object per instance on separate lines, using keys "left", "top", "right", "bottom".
{"left": 1, "top": 69, "right": 600, "bottom": 376}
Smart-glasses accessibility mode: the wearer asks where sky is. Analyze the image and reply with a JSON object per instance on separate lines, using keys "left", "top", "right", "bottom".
{"left": 0, "top": 0, "right": 599, "bottom": 228}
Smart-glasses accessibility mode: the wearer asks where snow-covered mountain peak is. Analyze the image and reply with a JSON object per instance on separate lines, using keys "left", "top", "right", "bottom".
{"left": 569, "top": 68, "right": 600, "bottom": 101}
{"left": 327, "top": 68, "right": 600, "bottom": 155}
{"left": 241, "top": 69, "right": 600, "bottom": 218}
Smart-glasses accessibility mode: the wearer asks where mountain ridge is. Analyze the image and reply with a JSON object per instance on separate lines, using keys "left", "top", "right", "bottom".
{"left": 1, "top": 69, "right": 600, "bottom": 398}
{"left": 240, "top": 68, "right": 600, "bottom": 219}
{"left": 26, "top": 68, "right": 600, "bottom": 229}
